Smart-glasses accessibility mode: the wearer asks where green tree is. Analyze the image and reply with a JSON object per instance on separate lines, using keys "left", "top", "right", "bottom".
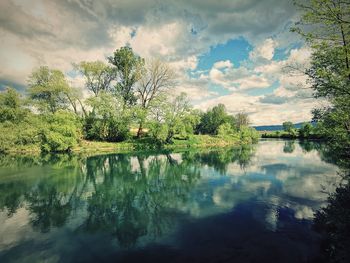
{"left": 27, "top": 66, "right": 72, "bottom": 114}
{"left": 108, "top": 46, "right": 144, "bottom": 106}
{"left": 292, "top": 3, "right": 350, "bottom": 261}
{"left": 282, "top": 121, "right": 294, "bottom": 134}
{"left": 0, "top": 87, "right": 27, "bottom": 123}
{"left": 293, "top": 0, "right": 350, "bottom": 152}
{"left": 74, "top": 61, "right": 116, "bottom": 96}
{"left": 299, "top": 122, "right": 313, "bottom": 138}
{"left": 217, "top": 123, "right": 234, "bottom": 137}
{"left": 84, "top": 92, "right": 130, "bottom": 142}
{"left": 40, "top": 111, "right": 80, "bottom": 153}
{"left": 149, "top": 93, "right": 193, "bottom": 143}
{"left": 197, "top": 104, "right": 235, "bottom": 135}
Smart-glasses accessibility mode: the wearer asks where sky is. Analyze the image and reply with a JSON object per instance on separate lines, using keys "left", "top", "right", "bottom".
{"left": 0, "top": 0, "right": 324, "bottom": 125}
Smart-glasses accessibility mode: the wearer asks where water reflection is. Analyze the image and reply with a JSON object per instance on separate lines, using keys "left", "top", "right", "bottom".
{"left": 0, "top": 141, "right": 341, "bottom": 262}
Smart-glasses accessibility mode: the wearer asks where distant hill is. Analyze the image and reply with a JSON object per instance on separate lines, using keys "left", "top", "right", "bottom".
{"left": 253, "top": 122, "right": 315, "bottom": 131}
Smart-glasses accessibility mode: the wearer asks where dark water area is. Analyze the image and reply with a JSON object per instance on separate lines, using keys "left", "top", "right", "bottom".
{"left": 0, "top": 140, "right": 342, "bottom": 262}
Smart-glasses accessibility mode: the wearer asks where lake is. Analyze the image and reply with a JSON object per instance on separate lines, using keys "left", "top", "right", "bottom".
{"left": 0, "top": 139, "right": 341, "bottom": 262}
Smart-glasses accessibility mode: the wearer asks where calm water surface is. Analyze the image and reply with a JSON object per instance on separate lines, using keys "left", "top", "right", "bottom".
{"left": 0, "top": 140, "right": 341, "bottom": 262}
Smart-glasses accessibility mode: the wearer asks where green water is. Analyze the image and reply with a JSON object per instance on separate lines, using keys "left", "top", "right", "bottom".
{"left": 0, "top": 140, "right": 341, "bottom": 262}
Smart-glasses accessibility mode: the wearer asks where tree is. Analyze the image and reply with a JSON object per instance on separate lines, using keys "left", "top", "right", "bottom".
{"left": 74, "top": 61, "right": 116, "bottom": 96}
{"left": 135, "top": 59, "right": 176, "bottom": 137}
{"left": 282, "top": 121, "right": 294, "bottom": 134}
{"left": 292, "top": 0, "right": 350, "bottom": 151}
{"left": 27, "top": 66, "right": 71, "bottom": 113}
{"left": 299, "top": 122, "right": 313, "bottom": 138}
{"left": 148, "top": 93, "right": 193, "bottom": 143}
{"left": 217, "top": 123, "right": 234, "bottom": 137}
{"left": 235, "top": 112, "right": 250, "bottom": 130}
{"left": 108, "top": 46, "right": 144, "bottom": 106}
{"left": 197, "top": 104, "right": 235, "bottom": 135}
{"left": 40, "top": 111, "right": 80, "bottom": 153}
{"left": 292, "top": 0, "right": 350, "bottom": 84}
{"left": 0, "top": 87, "right": 27, "bottom": 123}
{"left": 84, "top": 92, "right": 130, "bottom": 142}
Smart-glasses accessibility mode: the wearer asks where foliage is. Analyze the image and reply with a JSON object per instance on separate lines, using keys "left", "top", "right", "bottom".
{"left": 0, "top": 87, "right": 28, "bottom": 123}
{"left": 299, "top": 122, "right": 314, "bottom": 138}
{"left": 292, "top": 2, "right": 350, "bottom": 262}
{"left": 293, "top": 0, "right": 350, "bottom": 151}
{"left": 40, "top": 111, "right": 80, "bottom": 153}
{"left": 74, "top": 61, "right": 116, "bottom": 96}
{"left": 135, "top": 59, "right": 176, "bottom": 137}
{"left": 282, "top": 121, "right": 294, "bottom": 133}
{"left": 239, "top": 126, "right": 259, "bottom": 144}
{"left": 313, "top": 98, "right": 350, "bottom": 151}
{"left": 148, "top": 93, "right": 194, "bottom": 143}
{"left": 0, "top": 117, "right": 41, "bottom": 153}
{"left": 27, "top": 66, "right": 72, "bottom": 113}
{"left": 197, "top": 104, "right": 235, "bottom": 135}
{"left": 0, "top": 88, "right": 41, "bottom": 153}
{"left": 84, "top": 92, "right": 130, "bottom": 142}
{"left": 108, "top": 46, "right": 144, "bottom": 106}
{"left": 217, "top": 123, "right": 235, "bottom": 137}
{"left": 235, "top": 112, "right": 250, "bottom": 130}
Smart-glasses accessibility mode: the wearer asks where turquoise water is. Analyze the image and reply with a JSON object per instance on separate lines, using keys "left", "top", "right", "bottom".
{"left": 0, "top": 140, "right": 340, "bottom": 262}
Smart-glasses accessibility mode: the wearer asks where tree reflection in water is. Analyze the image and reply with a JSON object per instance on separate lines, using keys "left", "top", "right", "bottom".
{"left": 312, "top": 143, "right": 350, "bottom": 263}
{"left": 2, "top": 142, "right": 347, "bottom": 262}
{"left": 0, "top": 147, "right": 253, "bottom": 248}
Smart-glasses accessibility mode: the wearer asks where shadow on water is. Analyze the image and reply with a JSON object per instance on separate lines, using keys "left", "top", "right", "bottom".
{"left": 0, "top": 141, "right": 347, "bottom": 262}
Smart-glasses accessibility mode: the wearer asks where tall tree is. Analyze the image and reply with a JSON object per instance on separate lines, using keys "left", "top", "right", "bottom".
{"left": 108, "top": 46, "right": 144, "bottom": 106}
{"left": 293, "top": 0, "right": 350, "bottom": 150}
{"left": 74, "top": 61, "right": 116, "bottom": 96}
{"left": 135, "top": 59, "right": 176, "bottom": 137}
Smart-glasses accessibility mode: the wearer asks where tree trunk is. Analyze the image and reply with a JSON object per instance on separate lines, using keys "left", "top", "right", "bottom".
{"left": 137, "top": 122, "right": 143, "bottom": 138}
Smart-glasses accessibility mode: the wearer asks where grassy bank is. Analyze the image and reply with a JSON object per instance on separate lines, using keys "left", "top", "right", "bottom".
{"left": 5, "top": 134, "right": 254, "bottom": 156}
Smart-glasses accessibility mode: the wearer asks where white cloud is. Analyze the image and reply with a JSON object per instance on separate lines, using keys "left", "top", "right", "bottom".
{"left": 213, "top": 60, "right": 233, "bottom": 69}
{"left": 249, "top": 38, "right": 277, "bottom": 61}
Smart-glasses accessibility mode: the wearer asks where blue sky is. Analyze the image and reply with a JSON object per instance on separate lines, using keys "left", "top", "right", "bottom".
{"left": 196, "top": 38, "right": 253, "bottom": 71}
{"left": 0, "top": 0, "right": 316, "bottom": 125}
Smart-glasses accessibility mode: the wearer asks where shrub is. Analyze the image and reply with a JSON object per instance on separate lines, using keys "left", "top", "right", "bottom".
{"left": 239, "top": 126, "right": 259, "bottom": 144}
{"left": 0, "top": 116, "right": 41, "bottom": 153}
{"left": 40, "top": 111, "right": 80, "bottom": 153}
{"left": 148, "top": 122, "right": 169, "bottom": 144}
{"left": 217, "top": 123, "right": 235, "bottom": 137}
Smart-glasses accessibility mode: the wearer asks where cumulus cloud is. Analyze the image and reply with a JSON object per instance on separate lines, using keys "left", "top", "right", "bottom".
{"left": 194, "top": 41, "right": 315, "bottom": 124}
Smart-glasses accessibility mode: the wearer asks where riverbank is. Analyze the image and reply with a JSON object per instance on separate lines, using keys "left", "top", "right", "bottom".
{"left": 5, "top": 134, "right": 255, "bottom": 156}
{"left": 260, "top": 130, "right": 323, "bottom": 140}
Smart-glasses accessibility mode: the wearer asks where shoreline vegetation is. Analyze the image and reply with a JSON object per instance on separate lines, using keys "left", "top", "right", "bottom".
{"left": 0, "top": 47, "right": 259, "bottom": 156}
{"left": 4, "top": 135, "right": 251, "bottom": 156}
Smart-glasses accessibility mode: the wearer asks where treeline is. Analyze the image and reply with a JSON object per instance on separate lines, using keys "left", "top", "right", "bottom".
{"left": 0, "top": 47, "right": 258, "bottom": 154}
{"left": 261, "top": 121, "right": 323, "bottom": 139}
